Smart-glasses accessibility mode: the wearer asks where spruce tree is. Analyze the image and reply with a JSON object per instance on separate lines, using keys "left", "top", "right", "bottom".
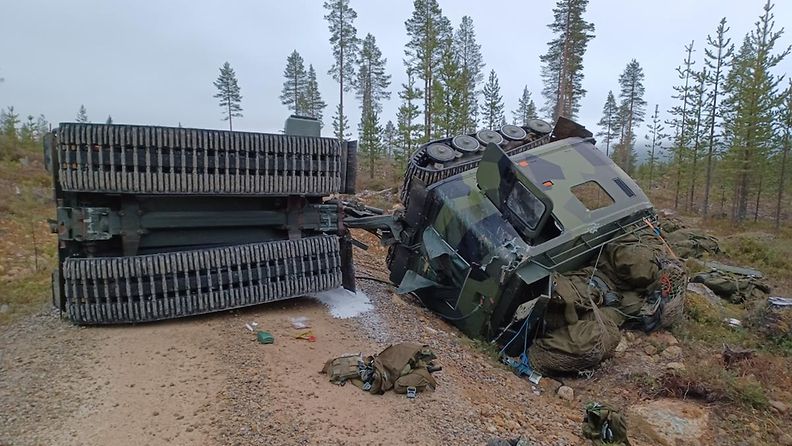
{"left": 513, "top": 87, "right": 537, "bottom": 126}
{"left": 35, "top": 115, "right": 48, "bottom": 140}
{"left": 480, "top": 69, "right": 504, "bottom": 130}
{"left": 359, "top": 108, "right": 383, "bottom": 179}
{"left": 213, "top": 62, "right": 243, "bottom": 131}
{"left": 324, "top": 0, "right": 360, "bottom": 143}
{"left": 20, "top": 115, "right": 36, "bottom": 144}
{"left": 612, "top": 60, "right": 646, "bottom": 174}
{"left": 596, "top": 91, "right": 618, "bottom": 157}
{"left": 1, "top": 106, "right": 20, "bottom": 140}
{"left": 405, "top": 0, "right": 451, "bottom": 140}
{"left": 106, "top": 115, "right": 113, "bottom": 125}
{"left": 280, "top": 51, "right": 308, "bottom": 115}
{"left": 644, "top": 104, "right": 667, "bottom": 189}
{"left": 332, "top": 103, "right": 351, "bottom": 142}
{"left": 356, "top": 33, "right": 391, "bottom": 178}
{"left": 76, "top": 105, "right": 88, "bottom": 123}
{"left": 453, "top": 16, "right": 484, "bottom": 133}
{"left": 722, "top": 0, "right": 790, "bottom": 222}
{"left": 702, "top": 18, "right": 734, "bottom": 217}
{"left": 540, "top": 0, "right": 595, "bottom": 121}
{"left": 0, "top": 106, "right": 19, "bottom": 159}
{"left": 304, "top": 65, "right": 327, "bottom": 125}
{"left": 396, "top": 67, "right": 423, "bottom": 169}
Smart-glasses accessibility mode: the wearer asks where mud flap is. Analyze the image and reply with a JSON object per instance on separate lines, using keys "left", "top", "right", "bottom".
{"left": 340, "top": 232, "right": 356, "bottom": 293}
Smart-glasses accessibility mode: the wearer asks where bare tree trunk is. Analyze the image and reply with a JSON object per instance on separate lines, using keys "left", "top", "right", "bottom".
{"left": 228, "top": 99, "right": 233, "bottom": 132}
{"left": 776, "top": 134, "right": 790, "bottom": 229}
{"left": 754, "top": 174, "right": 763, "bottom": 222}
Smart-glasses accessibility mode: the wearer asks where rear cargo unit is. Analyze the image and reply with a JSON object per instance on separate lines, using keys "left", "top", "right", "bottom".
{"left": 45, "top": 117, "right": 357, "bottom": 324}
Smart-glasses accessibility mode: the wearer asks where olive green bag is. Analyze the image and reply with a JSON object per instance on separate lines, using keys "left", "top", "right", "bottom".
{"left": 582, "top": 402, "right": 631, "bottom": 446}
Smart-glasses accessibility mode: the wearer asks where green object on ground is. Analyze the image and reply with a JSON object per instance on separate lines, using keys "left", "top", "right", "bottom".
{"left": 257, "top": 331, "right": 275, "bottom": 344}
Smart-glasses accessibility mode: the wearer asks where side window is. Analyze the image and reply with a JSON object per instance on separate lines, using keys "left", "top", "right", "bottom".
{"left": 506, "top": 183, "right": 546, "bottom": 229}
{"left": 570, "top": 181, "right": 614, "bottom": 211}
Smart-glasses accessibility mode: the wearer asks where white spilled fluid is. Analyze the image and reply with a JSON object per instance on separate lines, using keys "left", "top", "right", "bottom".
{"left": 310, "top": 287, "right": 373, "bottom": 319}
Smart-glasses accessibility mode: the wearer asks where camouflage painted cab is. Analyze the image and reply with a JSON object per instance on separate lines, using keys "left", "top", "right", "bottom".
{"left": 385, "top": 118, "right": 656, "bottom": 342}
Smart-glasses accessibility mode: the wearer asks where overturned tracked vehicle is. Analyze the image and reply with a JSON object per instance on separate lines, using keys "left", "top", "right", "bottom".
{"left": 44, "top": 111, "right": 683, "bottom": 368}
{"left": 44, "top": 116, "right": 359, "bottom": 323}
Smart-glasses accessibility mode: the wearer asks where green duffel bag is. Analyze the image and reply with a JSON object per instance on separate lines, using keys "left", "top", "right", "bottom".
{"left": 582, "top": 402, "right": 631, "bottom": 446}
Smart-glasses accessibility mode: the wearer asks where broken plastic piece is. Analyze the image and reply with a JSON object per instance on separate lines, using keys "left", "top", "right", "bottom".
{"left": 290, "top": 316, "right": 311, "bottom": 329}
{"left": 295, "top": 330, "right": 317, "bottom": 342}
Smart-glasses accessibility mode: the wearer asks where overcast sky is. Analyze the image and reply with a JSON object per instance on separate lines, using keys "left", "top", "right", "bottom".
{"left": 1, "top": 0, "right": 791, "bottom": 151}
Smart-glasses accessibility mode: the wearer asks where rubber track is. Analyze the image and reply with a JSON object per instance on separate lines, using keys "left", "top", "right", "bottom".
{"left": 56, "top": 123, "right": 342, "bottom": 195}
{"left": 400, "top": 132, "right": 552, "bottom": 204}
{"left": 62, "top": 235, "right": 341, "bottom": 324}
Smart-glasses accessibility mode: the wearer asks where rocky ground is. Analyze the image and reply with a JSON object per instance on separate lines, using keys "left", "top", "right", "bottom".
{"left": 6, "top": 228, "right": 777, "bottom": 446}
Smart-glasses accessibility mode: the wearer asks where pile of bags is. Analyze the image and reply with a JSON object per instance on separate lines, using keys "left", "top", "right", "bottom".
{"left": 321, "top": 343, "right": 440, "bottom": 396}
{"left": 528, "top": 226, "right": 688, "bottom": 375}
{"left": 691, "top": 262, "right": 770, "bottom": 304}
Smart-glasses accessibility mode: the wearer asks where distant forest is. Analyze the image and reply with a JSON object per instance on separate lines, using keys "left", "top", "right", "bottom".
{"left": 1, "top": 0, "right": 791, "bottom": 225}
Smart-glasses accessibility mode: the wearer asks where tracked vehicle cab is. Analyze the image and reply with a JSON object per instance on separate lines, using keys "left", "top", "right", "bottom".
{"left": 385, "top": 118, "right": 655, "bottom": 341}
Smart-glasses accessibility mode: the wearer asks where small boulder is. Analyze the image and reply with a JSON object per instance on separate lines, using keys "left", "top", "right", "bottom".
{"left": 615, "top": 337, "right": 629, "bottom": 355}
{"left": 643, "top": 344, "right": 658, "bottom": 356}
{"left": 769, "top": 400, "right": 789, "bottom": 415}
{"left": 662, "top": 345, "right": 683, "bottom": 359}
{"left": 0, "top": 304, "right": 9, "bottom": 314}
{"left": 666, "top": 362, "right": 686, "bottom": 371}
{"left": 557, "top": 385, "right": 574, "bottom": 401}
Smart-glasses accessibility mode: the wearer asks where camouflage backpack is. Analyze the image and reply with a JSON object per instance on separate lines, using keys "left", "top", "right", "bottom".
{"left": 582, "top": 402, "right": 631, "bottom": 446}
{"left": 321, "top": 355, "right": 363, "bottom": 386}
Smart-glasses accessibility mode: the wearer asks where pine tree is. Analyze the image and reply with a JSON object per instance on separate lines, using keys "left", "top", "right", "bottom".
{"left": 106, "top": 115, "right": 113, "bottom": 125}
{"left": 405, "top": 0, "right": 451, "bottom": 140}
{"left": 596, "top": 91, "right": 619, "bottom": 157}
{"left": 76, "top": 105, "right": 88, "bottom": 123}
{"left": 304, "top": 65, "right": 327, "bottom": 125}
{"left": 480, "top": 70, "right": 504, "bottom": 130}
{"left": 644, "top": 104, "right": 666, "bottom": 189}
{"left": 280, "top": 51, "right": 308, "bottom": 115}
{"left": 324, "top": 0, "right": 360, "bottom": 143}
{"left": 453, "top": 16, "right": 484, "bottom": 133}
{"left": 383, "top": 120, "right": 397, "bottom": 158}
{"left": 540, "top": 0, "right": 595, "bottom": 121}
{"left": 513, "top": 86, "right": 537, "bottom": 126}
{"left": 667, "top": 42, "right": 695, "bottom": 209}
{"left": 356, "top": 33, "right": 391, "bottom": 178}
{"left": 213, "top": 62, "right": 243, "bottom": 131}
{"left": 396, "top": 67, "right": 424, "bottom": 169}
{"left": 775, "top": 80, "right": 792, "bottom": 229}
{"left": 612, "top": 60, "right": 646, "bottom": 174}
{"left": 687, "top": 69, "right": 708, "bottom": 211}
{"left": 722, "top": 0, "right": 790, "bottom": 222}
{"left": 702, "top": 18, "right": 734, "bottom": 217}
